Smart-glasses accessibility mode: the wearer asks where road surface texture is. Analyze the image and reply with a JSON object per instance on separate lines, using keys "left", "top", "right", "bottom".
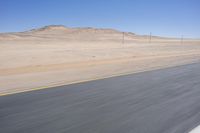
{"left": 1, "top": 62, "right": 200, "bottom": 133}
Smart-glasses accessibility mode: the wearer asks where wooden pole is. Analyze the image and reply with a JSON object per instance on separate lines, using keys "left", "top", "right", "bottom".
{"left": 181, "top": 35, "right": 183, "bottom": 44}
{"left": 149, "top": 32, "right": 152, "bottom": 43}
{"left": 122, "top": 32, "right": 125, "bottom": 44}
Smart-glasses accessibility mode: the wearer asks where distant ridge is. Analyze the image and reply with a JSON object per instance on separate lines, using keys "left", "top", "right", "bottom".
{"left": 29, "top": 25, "right": 68, "bottom": 32}
{"left": 27, "top": 25, "right": 123, "bottom": 34}
{"left": 0, "top": 25, "right": 199, "bottom": 42}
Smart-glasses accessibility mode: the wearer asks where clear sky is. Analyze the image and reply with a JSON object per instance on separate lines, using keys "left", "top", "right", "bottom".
{"left": 0, "top": 0, "right": 200, "bottom": 38}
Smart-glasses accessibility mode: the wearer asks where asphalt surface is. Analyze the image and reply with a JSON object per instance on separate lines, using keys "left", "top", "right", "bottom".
{"left": 1, "top": 63, "right": 200, "bottom": 133}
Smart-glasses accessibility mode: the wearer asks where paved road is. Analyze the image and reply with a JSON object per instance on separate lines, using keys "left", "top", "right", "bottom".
{"left": 1, "top": 63, "right": 200, "bottom": 133}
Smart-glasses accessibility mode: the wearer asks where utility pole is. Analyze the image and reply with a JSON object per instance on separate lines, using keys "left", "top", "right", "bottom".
{"left": 181, "top": 35, "right": 183, "bottom": 44}
{"left": 122, "top": 32, "right": 125, "bottom": 44}
{"left": 149, "top": 32, "right": 152, "bottom": 43}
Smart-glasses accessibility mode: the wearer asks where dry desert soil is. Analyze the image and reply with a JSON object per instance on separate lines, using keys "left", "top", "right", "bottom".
{"left": 0, "top": 25, "right": 200, "bottom": 95}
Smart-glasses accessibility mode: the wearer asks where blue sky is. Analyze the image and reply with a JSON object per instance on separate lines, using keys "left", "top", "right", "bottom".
{"left": 0, "top": 0, "right": 200, "bottom": 38}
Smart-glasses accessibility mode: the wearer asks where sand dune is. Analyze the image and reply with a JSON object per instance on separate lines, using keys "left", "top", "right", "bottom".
{"left": 0, "top": 25, "right": 200, "bottom": 94}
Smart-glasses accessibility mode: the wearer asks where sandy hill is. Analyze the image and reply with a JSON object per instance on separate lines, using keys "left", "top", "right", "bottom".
{"left": 0, "top": 25, "right": 185, "bottom": 43}
{"left": 30, "top": 25, "right": 120, "bottom": 33}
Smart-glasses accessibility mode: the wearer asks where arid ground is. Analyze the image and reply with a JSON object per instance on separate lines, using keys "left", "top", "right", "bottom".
{"left": 0, "top": 25, "right": 200, "bottom": 95}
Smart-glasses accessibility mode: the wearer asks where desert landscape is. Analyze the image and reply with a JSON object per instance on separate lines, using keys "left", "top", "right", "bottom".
{"left": 0, "top": 25, "right": 200, "bottom": 95}
{"left": 1, "top": 0, "right": 200, "bottom": 132}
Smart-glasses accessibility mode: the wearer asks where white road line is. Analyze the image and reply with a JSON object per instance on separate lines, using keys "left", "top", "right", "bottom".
{"left": 190, "top": 125, "right": 200, "bottom": 133}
